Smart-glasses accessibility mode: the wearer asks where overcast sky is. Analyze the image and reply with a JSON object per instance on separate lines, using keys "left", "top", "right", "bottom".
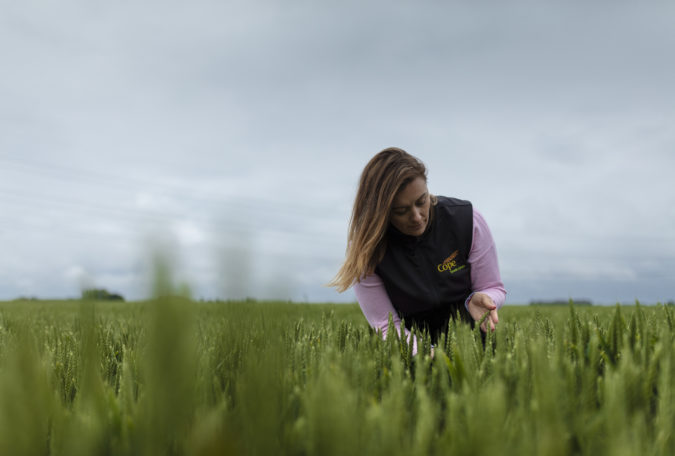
{"left": 1, "top": 0, "right": 674, "bottom": 304}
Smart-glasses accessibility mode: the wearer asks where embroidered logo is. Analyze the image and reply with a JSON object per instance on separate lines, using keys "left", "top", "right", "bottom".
{"left": 437, "top": 250, "right": 466, "bottom": 273}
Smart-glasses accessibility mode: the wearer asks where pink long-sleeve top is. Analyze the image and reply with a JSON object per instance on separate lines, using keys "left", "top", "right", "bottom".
{"left": 353, "top": 209, "right": 506, "bottom": 353}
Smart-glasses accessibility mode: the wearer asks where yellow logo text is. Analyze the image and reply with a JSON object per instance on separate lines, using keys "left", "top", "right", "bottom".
{"left": 437, "top": 250, "right": 465, "bottom": 273}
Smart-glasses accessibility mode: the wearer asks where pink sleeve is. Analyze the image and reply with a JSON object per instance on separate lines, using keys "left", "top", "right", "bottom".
{"left": 353, "top": 274, "right": 418, "bottom": 355}
{"left": 465, "top": 209, "right": 507, "bottom": 309}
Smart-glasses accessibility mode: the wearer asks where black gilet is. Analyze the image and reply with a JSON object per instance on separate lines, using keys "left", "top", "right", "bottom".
{"left": 375, "top": 196, "right": 474, "bottom": 341}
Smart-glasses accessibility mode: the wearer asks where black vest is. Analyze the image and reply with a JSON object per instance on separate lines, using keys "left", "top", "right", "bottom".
{"left": 375, "top": 196, "right": 474, "bottom": 340}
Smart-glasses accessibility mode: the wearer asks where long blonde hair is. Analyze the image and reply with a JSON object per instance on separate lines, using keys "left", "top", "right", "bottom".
{"left": 329, "top": 147, "right": 434, "bottom": 292}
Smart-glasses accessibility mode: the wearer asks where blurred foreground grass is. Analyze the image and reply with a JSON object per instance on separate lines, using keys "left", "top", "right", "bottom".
{"left": 0, "top": 299, "right": 673, "bottom": 455}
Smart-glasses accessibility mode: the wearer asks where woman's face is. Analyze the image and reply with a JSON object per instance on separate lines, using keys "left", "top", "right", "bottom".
{"left": 389, "top": 177, "right": 430, "bottom": 237}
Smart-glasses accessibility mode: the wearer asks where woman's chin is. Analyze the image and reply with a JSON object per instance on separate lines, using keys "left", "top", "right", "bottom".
{"left": 407, "top": 223, "right": 426, "bottom": 236}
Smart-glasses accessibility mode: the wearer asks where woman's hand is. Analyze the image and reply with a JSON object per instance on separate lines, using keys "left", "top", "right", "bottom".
{"left": 467, "top": 292, "right": 499, "bottom": 332}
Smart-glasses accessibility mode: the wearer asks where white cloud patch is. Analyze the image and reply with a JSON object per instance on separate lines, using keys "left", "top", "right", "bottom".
{"left": 172, "top": 220, "right": 206, "bottom": 247}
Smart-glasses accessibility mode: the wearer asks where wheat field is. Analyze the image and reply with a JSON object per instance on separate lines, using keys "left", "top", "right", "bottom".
{"left": 0, "top": 298, "right": 672, "bottom": 455}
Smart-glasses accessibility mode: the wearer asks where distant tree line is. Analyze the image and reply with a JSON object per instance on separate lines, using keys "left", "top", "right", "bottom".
{"left": 81, "top": 288, "right": 125, "bottom": 301}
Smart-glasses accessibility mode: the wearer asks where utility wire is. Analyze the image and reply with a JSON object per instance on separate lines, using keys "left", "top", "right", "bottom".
{"left": 0, "top": 154, "right": 340, "bottom": 219}
{"left": 0, "top": 188, "right": 345, "bottom": 254}
{"left": 0, "top": 154, "right": 348, "bottom": 257}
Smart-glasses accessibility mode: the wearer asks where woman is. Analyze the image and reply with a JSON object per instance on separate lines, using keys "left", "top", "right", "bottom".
{"left": 330, "top": 147, "right": 506, "bottom": 353}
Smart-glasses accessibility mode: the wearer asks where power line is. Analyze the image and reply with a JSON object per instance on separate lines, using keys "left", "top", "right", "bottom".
{"left": 0, "top": 154, "right": 349, "bottom": 258}
{"left": 0, "top": 154, "right": 340, "bottom": 219}
{"left": 0, "top": 189, "right": 345, "bottom": 254}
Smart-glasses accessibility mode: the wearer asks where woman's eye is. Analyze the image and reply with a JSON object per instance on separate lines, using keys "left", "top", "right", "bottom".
{"left": 416, "top": 199, "right": 426, "bottom": 206}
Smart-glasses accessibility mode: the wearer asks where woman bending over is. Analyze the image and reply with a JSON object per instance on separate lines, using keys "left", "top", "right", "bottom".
{"left": 330, "top": 147, "right": 506, "bottom": 352}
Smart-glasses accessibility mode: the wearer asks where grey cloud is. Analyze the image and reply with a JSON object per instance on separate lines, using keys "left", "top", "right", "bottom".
{"left": 1, "top": 0, "right": 674, "bottom": 303}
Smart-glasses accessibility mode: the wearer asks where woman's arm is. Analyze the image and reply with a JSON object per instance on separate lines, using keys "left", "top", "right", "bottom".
{"left": 353, "top": 274, "right": 418, "bottom": 354}
{"left": 466, "top": 209, "right": 506, "bottom": 309}
{"left": 464, "top": 209, "right": 506, "bottom": 331}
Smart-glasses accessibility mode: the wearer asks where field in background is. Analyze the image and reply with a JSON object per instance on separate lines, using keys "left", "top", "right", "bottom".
{"left": 0, "top": 299, "right": 673, "bottom": 455}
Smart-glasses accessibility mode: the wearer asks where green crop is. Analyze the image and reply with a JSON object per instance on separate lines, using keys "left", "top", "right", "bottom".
{"left": 0, "top": 299, "right": 672, "bottom": 455}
